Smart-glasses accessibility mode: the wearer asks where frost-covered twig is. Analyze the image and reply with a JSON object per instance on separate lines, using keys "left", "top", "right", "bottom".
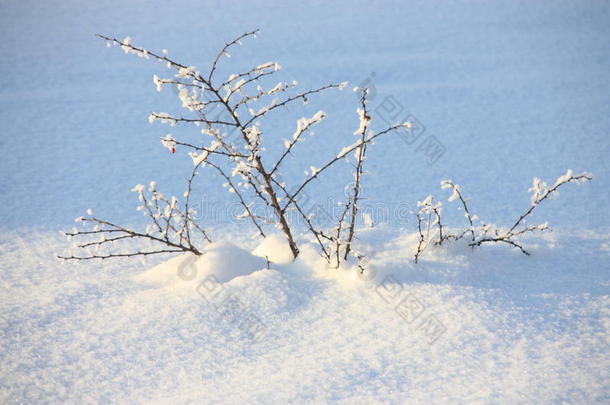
{"left": 470, "top": 170, "right": 592, "bottom": 254}
{"left": 58, "top": 175, "right": 212, "bottom": 261}
{"left": 412, "top": 170, "right": 592, "bottom": 260}
{"left": 208, "top": 29, "right": 260, "bottom": 83}
{"left": 441, "top": 180, "right": 476, "bottom": 243}
{"left": 58, "top": 249, "right": 186, "bottom": 261}
{"left": 59, "top": 211, "right": 203, "bottom": 261}
{"left": 332, "top": 203, "right": 350, "bottom": 268}
{"left": 96, "top": 34, "right": 213, "bottom": 90}
{"left": 149, "top": 112, "right": 238, "bottom": 127}
{"left": 243, "top": 83, "right": 345, "bottom": 127}
{"left": 269, "top": 177, "right": 331, "bottom": 261}
{"left": 418, "top": 195, "right": 445, "bottom": 244}
{"left": 182, "top": 160, "right": 205, "bottom": 248}
{"left": 163, "top": 136, "right": 248, "bottom": 158}
{"left": 414, "top": 212, "right": 426, "bottom": 263}
{"left": 343, "top": 89, "right": 371, "bottom": 260}
{"left": 411, "top": 194, "right": 452, "bottom": 262}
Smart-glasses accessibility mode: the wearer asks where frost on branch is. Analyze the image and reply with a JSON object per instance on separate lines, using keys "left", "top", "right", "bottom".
{"left": 413, "top": 170, "right": 592, "bottom": 261}
{"left": 303, "top": 88, "right": 405, "bottom": 269}
{"left": 413, "top": 195, "right": 445, "bottom": 263}
{"left": 160, "top": 134, "right": 176, "bottom": 153}
{"left": 58, "top": 178, "right": 211, "bottom": 261}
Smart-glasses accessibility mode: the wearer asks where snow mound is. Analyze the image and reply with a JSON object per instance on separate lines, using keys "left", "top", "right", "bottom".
{"left": 136, "top": 241, "right": 268, "bottom": 286}
{"left": 253, "top": 233, "right": 294, "bottom": 264}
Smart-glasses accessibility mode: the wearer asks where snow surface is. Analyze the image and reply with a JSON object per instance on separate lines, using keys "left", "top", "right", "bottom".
{"left": 1, "top": 0, "right": 610, "bottom": 403}
{"left": 2, "top": 229, "right": 609, "bottom": 403}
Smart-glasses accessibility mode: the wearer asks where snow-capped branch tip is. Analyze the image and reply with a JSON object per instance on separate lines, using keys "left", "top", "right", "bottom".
{"left": 505, "top": 169, "right": 593, "bottom": 236}
{"left": 529, "top": 170, "right": 592, "bottom": 206}
{"left": 440, "top": 180, "right": 477, "bottom": 243}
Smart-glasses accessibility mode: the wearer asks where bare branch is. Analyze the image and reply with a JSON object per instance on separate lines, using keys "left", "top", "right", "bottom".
{"left": 270, "top": 177, "right": 330, "bottom": 260}
{"left": 344, "top": 89, "right": 370, "bottom": 260}
{"left": 243, "top": 83, "right": 345, "bottom": 127}
{"left": 333, "top": 203, "right": 350, "bottom": 268}
{"left": 58, "top": 249, "right": 184, "bottom": 261}
{"left": 208, "top": 29, "right": 260, "bottom": 83}
{"left": 164, "top": 137, "right": 248, "bottom": 158}
{"left": 414, "top": 212, "right": 426, "bottom": 263}
{"left": 183, "top": 160, "right": 203, "bottom": 247}
{"left": 149, "top": 112, "right": 237, "bottom": 127}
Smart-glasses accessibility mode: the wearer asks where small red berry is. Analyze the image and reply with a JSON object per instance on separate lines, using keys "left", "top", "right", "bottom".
{"left": 170, "top": 147, "right": 176, "bottom": 154}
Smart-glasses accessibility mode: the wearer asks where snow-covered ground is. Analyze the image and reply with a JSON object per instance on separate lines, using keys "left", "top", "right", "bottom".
{"left": 2, "top": 228, "right": 609, "bottom": 403}
{"left": 1, "top": 0, "right": 609, "bottom": 403}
